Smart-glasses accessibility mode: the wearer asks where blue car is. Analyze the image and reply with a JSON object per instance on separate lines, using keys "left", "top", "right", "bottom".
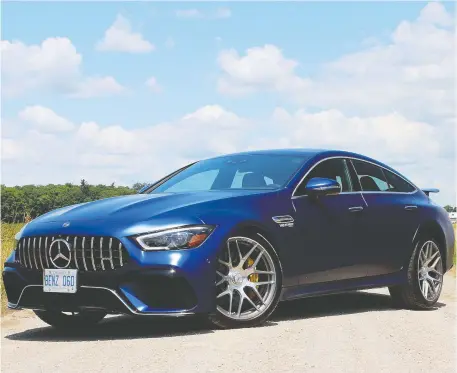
{"left": 3, "top": 149, "right": 455, "bottom": 329}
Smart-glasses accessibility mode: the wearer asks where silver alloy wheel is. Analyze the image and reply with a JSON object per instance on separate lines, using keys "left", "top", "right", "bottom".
{"left": 216, "top": 236, "right": 277, "bottom": 321}
{"left": 417, "top": 240, "right": 443, "bottom": 301}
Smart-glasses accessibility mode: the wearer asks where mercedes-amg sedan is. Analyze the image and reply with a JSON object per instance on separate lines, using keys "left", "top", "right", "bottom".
{"left": 3, "top": 149, "right": 455, "bottom": 329}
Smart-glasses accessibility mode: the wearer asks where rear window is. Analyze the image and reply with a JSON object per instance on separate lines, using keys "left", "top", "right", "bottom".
{"left": 383, "top": 169, "right": 416, "bottom": 193}
{"left": 352, "top": 160, "right": 390, "bottom": 192}
{"left": 352, "top": 159, "right": 416, "bottom": 193}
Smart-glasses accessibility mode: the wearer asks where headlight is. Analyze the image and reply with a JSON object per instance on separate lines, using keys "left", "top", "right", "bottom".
{"left": 134, "top": 225, "right": 215, "bottom": 251}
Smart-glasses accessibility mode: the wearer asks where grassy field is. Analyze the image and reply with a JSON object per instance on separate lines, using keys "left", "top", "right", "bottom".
{"left": 0, "top": 222, "right": 456, "bottom": 315}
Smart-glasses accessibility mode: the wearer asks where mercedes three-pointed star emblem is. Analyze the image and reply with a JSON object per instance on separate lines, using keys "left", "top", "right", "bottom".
{"left": 49, "top": 239, "right": 72, "bottom": 269}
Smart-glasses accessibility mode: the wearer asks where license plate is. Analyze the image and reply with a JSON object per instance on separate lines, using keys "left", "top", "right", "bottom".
{"left": 43, "top": 269, "right": 78, "bottom": 293}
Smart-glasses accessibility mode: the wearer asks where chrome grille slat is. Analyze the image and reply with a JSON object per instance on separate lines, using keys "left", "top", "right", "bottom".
{"left": 108, "top": 238, "right": 114, "bottom": 269}
{"left": 38, "top": 237, "right": 44, "bottom": 269}
{"left": 73, "top": 236, "right": 79, "bottom": 270}
{"left": 23, "top": 238, "right": 27, "bottom": 268}
{"left": 17, "top": 235, "right": 127, "bottom": 272}
{"left": 90, "top": 237, "right": 96, "bottom": 271}
{"left": 80, "top": 237, "right": 87, "bottom": 271}
{"left": 100, "top": 237, "right": 105, "bottom": 270}
{"left": 32, "top": 238, "right": 38, "bottom": 269}
{"left": 50, "top": 237, "right": 55, "bottom": 267}
{"left": 44, "top": 237, "right": 50, "bottom": 267}
{"left": 118, "top": 242, "right": 123, "bottom": 267}
{"left": 27, "top": 238, "right": 32, "bottom": 268}
{"left": 24, "top": 239, "right": 28, "bottom": 268}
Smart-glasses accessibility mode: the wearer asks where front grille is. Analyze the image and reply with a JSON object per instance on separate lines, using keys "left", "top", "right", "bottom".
{"left": 17, "top": 235, "right": 129, "bottom": 272}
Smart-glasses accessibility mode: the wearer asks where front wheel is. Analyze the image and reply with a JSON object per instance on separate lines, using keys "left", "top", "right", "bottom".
{"left": 389, "top": 238, "right": 444, "bottom": 309}
{"left": 209, "top": 232, "right": 282, "bottom": 329}
{"left": 34, "top": 309, "right": 107, "bottom": 329}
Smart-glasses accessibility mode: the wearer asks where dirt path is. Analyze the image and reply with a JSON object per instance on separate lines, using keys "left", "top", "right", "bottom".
{"left": 1, "top": 275, "right": 455, "bottom": 373}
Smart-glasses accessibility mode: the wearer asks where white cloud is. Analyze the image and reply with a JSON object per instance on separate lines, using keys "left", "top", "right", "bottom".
{"left": 2, "top": 103, "right": 454, "bottom": 204}
{"left": 1, "top": 139, "right": 24, "bottom": 161}
{"left": 417, "top": 1, "right": 453, "bottom": 26}
{"left": 71, "top": 76, "right": 126, "bottom": 98}
{"left": 145, "top": 76, "right": 161, "bottom": 92}
{"left": 0, "top": 105, "right": 246, "bottom": 185}
{"left": 217, "top": 2, "right": 455, "bottom": 123}
{"left": 218, "top": 44, "right": 310, "bottom": 96}
{"left": 175, "top": 7, "right": 231, "bottom": 19}
{"left": 18, "top": 106, "right": 75, "bottom": 132}
{"left": 96, "top": 15, "right": 154, "bottom": 53}
{"left": 182, "top": 105, "right": 240, "bottom": 124}
{"left": 265, "top": 108, "right": 442, "bottom": 166}
{"left": 1, "top": 37, "right": 80, "bottom": 96}
{"left": 1, "top": 37, "right": 125, "bottom": 98}
{"left": 76, "top": 122, "right": 137, "bottom": 155}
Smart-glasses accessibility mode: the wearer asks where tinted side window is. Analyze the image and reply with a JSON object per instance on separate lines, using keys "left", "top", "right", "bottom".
{"left": 383, "top": 169, "right": 416, "bottom": 193}
{"left": 296, "top": 158, "right": 353, "bottom": 196}
{"left": 352, "top": 160, "right": 389, "bottom": 192}
{"left": 347, "top": 160, "right": 362, "bottom": 191}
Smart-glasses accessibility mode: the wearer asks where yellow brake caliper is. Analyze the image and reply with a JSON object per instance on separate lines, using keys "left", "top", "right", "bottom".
{"left": 246, "top": 258, "right": 259, "bottom": 301}
{"left": 246, "top": 257, "right": 259, "bottom": 282}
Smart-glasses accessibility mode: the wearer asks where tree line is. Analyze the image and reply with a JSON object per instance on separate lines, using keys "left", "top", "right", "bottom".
{"left": 1, "top": 180, "right": 148, "bottom": 223}
{"left": 1, "top": 180, "right": 455, "bottom": 223}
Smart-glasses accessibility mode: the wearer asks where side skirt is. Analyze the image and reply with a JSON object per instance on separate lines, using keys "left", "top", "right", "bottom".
{"left": 279, "top": 271, "right": 406, "bottom": 302}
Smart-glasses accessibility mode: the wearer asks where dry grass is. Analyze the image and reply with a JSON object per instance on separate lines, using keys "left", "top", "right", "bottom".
{"left": 1, "top": 223, "right": 25, "bottom": 315}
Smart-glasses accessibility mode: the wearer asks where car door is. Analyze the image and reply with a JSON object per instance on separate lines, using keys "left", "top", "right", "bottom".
{"left": 350, "top": 159, "right": 420, "bottom": 276}
{"left": 292, "top": 158, "right": 367, "bottom": 284}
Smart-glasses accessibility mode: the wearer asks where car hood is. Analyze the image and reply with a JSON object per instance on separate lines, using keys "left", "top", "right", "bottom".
{"left": 34, "top": 190, "right": 269, "bottom": 224}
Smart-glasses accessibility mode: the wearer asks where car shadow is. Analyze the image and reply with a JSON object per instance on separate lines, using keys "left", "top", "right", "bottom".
{"left": 272, "top": 291, "right": 446, "bottom": 322}
{"left": 5, "top": 290, "right": 446, "bottom": 342}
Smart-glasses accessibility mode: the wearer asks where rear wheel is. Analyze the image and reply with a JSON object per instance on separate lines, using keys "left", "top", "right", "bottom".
{"left": 34, "top": 309, "right": 107, "bottom": 329}
{"left": 209, "top": 232, "right": 282, "bottom": 329}
{"left": 389, "top": 238, "right": 444, "bottom": 309}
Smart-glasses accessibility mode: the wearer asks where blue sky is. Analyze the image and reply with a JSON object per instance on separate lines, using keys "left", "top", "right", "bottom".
{"left": 3, "top": 1, "right": 446, "bottom": 123}
{"left": 1, "top": 1, "right": 455, "bottom": 204}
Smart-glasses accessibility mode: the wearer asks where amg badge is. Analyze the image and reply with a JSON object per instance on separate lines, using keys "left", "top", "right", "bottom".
{"left": 272, "top": 215, "right": 294, "bottom": 228}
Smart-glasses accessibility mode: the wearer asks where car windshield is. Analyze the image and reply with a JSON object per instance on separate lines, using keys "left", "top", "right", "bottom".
{"left": 150, "top": 154, "right": 308, "bottom": 193}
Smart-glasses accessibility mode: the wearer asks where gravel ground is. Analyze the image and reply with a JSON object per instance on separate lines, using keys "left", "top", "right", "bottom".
{"left": 1, "top": 274, "right": 455, "bottom": 373}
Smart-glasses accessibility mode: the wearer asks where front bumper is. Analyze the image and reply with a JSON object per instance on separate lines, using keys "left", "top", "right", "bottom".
{"left": 3, "top": 266, "right": 201, "bottom": 316}
{"left": 3, "top": 226, "right": 229, "bottom": 316}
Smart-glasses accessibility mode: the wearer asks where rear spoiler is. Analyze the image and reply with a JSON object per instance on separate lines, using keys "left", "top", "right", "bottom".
{"left": 422, "top": 188, "right": 439, "bottom": 197}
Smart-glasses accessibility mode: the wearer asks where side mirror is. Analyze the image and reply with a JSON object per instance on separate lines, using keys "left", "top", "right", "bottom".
{"left": 305, "top": 177, "right": 341, "bottom": 197}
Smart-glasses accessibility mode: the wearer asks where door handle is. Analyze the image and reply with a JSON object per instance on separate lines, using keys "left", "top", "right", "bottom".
{"left": 404, "top": 205, "right": 418, "bottom": 211}
{"left": 349, "top": 206, "right": 364, "bottom": 212}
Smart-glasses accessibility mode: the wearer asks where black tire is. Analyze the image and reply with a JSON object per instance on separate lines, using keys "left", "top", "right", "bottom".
{"left": 389, "top": 238, "right": 443, "bottom": 310}
{"left": 34, "top": 309, "right": 107, "bottom": 329}
{"left": 208, "top": 230, "right": 283, "bottom": 329}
